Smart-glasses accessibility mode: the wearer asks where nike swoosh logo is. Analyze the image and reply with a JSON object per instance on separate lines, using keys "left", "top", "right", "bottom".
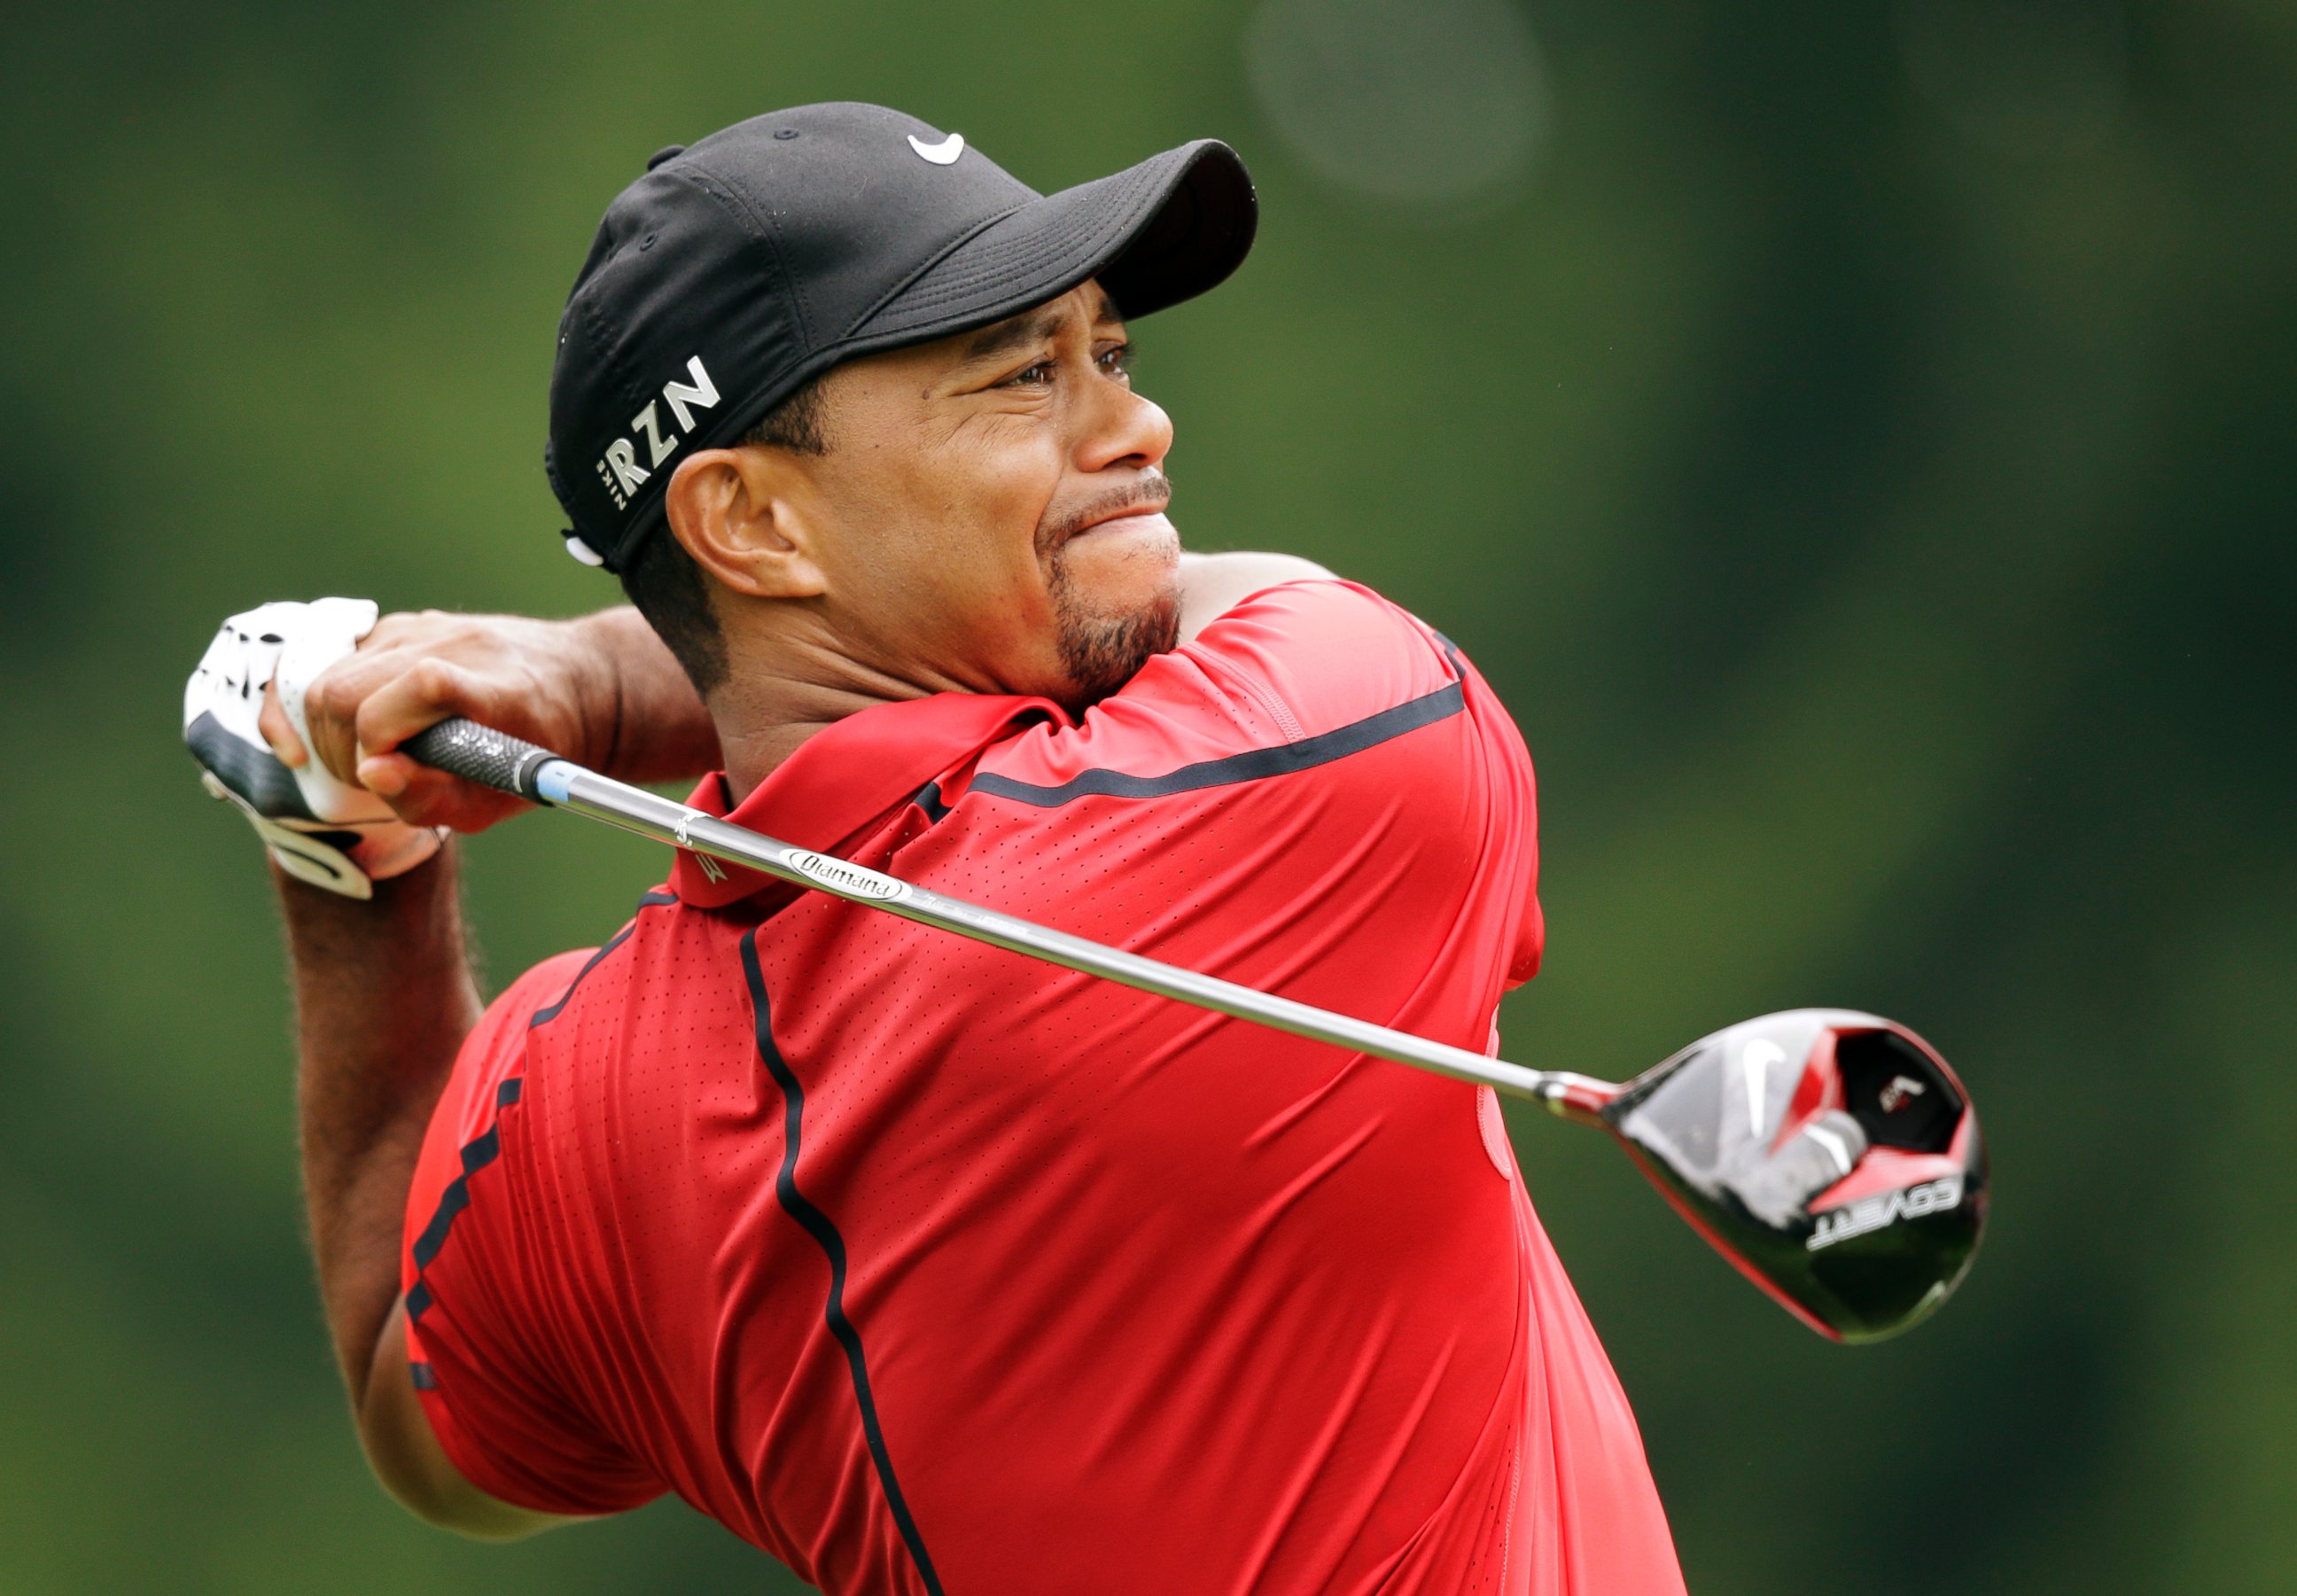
{"left": 907, "top": 132, "right": 964, "bottom": 166}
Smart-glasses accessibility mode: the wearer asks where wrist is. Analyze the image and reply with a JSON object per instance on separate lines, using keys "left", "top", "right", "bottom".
{"left": 270, "top": 834, "right": 456, "bottom": 918}
{"left": 572, "top": 606, "right": 718, "bottom": 782}
{"left": 561, "top": 610, "right": 636, "bottom": 775}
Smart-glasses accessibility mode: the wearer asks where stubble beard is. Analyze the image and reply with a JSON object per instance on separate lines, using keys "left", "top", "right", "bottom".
{"left": 1037, "top": 469, "right": 1182, "bottom": 710}
{"left": 1047, "top": 541, "right": 1181, "bottom": 710}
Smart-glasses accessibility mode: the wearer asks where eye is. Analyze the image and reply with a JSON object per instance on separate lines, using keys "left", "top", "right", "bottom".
{"left": 1001, "top": 359, "right": 1057, "bottom": 388}
{"left": 1097, "top": 342, "right": 1135, "bottom": 380}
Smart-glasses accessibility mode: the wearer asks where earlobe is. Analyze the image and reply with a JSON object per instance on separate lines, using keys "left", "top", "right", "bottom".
{"left": 664, "top": 448, "right": 828, "bottom": 601}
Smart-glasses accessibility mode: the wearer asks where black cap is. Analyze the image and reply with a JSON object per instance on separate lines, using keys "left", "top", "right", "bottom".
{"left": 547, "top": 102, "right": 1257, "bottom": 572}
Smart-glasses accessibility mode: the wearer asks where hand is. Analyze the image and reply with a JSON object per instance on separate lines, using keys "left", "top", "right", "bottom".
{"left": 261, "top": 609, "right": 617, "bottom": 836}
{"left": 184, "top": 599, "right": 448, "bottom": 897}
{"left": 260, "top": 607, "right": 717, "bottom": 836}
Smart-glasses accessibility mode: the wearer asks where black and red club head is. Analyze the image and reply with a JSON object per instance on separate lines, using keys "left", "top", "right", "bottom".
{"left": 1594, "top": 1010, "right": 1988, "bottom": 1343}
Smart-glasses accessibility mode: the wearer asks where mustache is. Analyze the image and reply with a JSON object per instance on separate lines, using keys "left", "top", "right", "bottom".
{"left": 1037, "top": 470, "right": 1172, "bottom": 555}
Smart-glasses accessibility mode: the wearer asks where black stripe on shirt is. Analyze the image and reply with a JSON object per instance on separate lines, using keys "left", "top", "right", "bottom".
{"left": 408, "top": 1078, "right": 519, "bottom": 1269}
{"left": 965, "top": 676, "right": 1465, "bottom": 810}
{"left": 527, "top": 890, "right": 679, "bottom": 1028}
{"left": 403, "top": 890, "right": 673, "bottom": 1337}
{"left": 740, "top": 929, "right": 946, "bottom": 1596}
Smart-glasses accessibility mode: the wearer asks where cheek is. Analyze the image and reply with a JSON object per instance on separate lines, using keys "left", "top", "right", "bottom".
{"left": 841, "top": 430, "right": 1013, "bottom": 541}
{"left": 855, "top": 432, "right": 1062, "bottom": 616}
{"left": 937, "top": 425, "right": 1067, "bottom": 577}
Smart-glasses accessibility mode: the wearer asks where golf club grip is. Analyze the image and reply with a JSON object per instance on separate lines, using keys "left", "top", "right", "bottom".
{"left": 402, "top": 718, "right": 561, "bottom": 802}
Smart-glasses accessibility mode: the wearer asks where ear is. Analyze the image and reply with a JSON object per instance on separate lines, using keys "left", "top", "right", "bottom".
{"left": 662, "top": 446, "right": 828, "bottom": 601}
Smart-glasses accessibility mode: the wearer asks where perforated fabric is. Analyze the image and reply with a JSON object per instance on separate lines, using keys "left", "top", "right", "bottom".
{"left": 399, "top": 581, "right": 1684, "bottom": 1596}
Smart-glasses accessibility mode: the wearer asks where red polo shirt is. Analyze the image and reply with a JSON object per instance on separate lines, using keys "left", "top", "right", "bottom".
{"left": 400, "top": 580, "right": 1683, "bottom": 1595}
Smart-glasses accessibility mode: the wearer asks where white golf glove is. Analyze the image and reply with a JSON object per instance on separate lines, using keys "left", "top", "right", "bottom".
{"left": 183, "top": 598, "right": 446, "bottom": 899}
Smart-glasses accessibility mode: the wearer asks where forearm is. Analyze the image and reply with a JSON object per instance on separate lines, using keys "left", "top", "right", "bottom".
{"left": 572, "top": 606, "right": 720, "bottom": 782}
{"left": 280, "top": 848, "right": 479, "bottom": 1407}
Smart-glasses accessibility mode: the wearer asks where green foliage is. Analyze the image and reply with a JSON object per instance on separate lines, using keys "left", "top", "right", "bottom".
{"left": 2, "top": 1, "right": 2289, "bottom": 1590}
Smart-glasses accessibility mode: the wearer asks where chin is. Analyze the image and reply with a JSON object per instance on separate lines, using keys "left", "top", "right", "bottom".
{"left": 1047, "top": 515, "right": 1182, "bottom": 708}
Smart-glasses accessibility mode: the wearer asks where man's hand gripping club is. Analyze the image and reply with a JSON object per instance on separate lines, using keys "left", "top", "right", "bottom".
{"left": 187, "top": 602, "right": 718, "bottom": 857}
{"left": 184, "top": 599, "right": 448, "bottom": 898}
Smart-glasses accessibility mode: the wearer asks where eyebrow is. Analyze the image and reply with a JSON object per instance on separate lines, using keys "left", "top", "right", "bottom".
{"left": 958, "top": 287, "right": 1124, "bottom": 365}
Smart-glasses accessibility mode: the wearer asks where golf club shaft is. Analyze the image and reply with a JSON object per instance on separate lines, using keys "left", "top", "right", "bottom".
{"left": 405, "top": 718, "right": 1616, "bottom": 1117}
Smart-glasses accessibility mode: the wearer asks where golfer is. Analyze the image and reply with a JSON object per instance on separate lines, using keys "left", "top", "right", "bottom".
{"left": 185, "top": 103, "right": 1686, "bottom": 1593}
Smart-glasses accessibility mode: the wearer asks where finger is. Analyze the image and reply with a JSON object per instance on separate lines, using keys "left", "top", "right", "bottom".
{"left": 353, "top": 658, "right": 541, "bottom": 836}
{"left": 303, "top": 656, "right": 381, "bottom": 789}
{"left": 362, "top": 611, "right": 417, "bottom": 649}
{"left": 300, "top": 615, "right": 441, "bottom": 783}
{"left": 355, "top": 750, "right": 416, "bottom": 799}
{"left": 357, "top": 758, "right": 529, "bottom": 834}
{"left": 354, "top": 657, "right": 486, "bottom": 758}
{"left": 258, "top": 678, "right": 310, "bottom": 767}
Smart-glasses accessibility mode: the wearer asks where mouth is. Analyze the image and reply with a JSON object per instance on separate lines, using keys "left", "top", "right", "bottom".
{"left": 1043, "top": 476, "right": 1174, "bottom": 552}
{"left": 1070, "top": 504, "right": 1172, "bottom": 539}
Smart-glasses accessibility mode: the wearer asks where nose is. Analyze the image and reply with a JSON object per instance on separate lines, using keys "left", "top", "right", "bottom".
{"left": 1075, "top": 378, "right": 1172, "bottom": 478}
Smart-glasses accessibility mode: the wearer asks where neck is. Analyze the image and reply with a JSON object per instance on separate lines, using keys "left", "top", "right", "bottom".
{"left": 707, "top": 612, "right": 979, "bottom": 803}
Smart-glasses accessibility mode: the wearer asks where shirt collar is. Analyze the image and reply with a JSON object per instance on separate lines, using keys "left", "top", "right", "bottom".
{"left": 669, "top": 690, "right": 1066, "bottom": 907}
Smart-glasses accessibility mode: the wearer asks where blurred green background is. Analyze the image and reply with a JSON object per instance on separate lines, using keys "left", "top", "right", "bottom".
{"left": 4, "top": 1, "right": 2290, "bottom": 1591}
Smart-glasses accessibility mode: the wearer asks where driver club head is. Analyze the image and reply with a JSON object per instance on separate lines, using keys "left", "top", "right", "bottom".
{"left": 1600, "top": 1009, "right": 1988, "bottom": 1343}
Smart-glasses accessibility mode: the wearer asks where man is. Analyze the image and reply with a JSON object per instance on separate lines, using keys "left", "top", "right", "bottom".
{"left": 186, "top": 103, "right": 1686, "bottom": 1593}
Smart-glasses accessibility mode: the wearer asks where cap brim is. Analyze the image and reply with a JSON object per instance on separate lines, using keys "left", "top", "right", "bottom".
{"left": 841, "top": 139, "right": 1256, "bottom": 351}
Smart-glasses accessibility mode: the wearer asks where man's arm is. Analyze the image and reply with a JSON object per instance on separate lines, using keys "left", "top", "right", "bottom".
{"left": 264, "top": 606, "right": 719, "bottom": 835}
{"left": 275, "top": 577, "right": 1323, "bottom": 828}
{"left": 279, "top": 848, "right": 576, "bottom": 1538}
{"left": 261, "top": 611, "right": 680, "bottom": 1532}
{"left": 247, "top": 607, "right": 695, "bottom": 1533}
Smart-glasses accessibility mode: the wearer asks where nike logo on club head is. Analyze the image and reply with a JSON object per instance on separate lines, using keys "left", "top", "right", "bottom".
{"left": 907, "top": 132, "right": 964, "bottom": 165}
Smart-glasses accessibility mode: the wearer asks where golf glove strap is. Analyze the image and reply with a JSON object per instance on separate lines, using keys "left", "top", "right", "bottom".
{"left": 183, "top": 598, "right": 446, "bottom": 899}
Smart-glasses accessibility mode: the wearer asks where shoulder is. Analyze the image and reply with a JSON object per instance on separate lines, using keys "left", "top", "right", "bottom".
{"left": 488, "top": 946, "right": 606, "bottom": 1034}
{"left": 1179, "top": 579, "right": 1462, "bottom": 736}
{"left": 420, "top": 889, "right": 675, "bottom": 1156}
{"left": 421, "top": 948, "right": 598, "bottom": 1146}
{"left": 966, "top": 580, "right": 1478, "bottom": 803}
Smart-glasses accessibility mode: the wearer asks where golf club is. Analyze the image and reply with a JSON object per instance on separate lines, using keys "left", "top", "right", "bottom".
{"left": 404, "top": 717, "right": 1989, "bottom": 1342}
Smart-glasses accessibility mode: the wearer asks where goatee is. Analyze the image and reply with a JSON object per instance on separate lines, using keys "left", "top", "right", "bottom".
{"left": 1047, "top": 547, "right": 1181, "bottom": 709}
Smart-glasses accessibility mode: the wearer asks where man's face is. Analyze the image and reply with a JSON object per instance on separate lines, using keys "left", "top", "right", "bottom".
{"left": 791, "top": 280, "right": 1180, "bottom": 710}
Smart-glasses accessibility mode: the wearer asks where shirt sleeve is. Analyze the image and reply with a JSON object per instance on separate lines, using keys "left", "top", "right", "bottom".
{"left": 1180, "top": 580, "right": 1545, "bottom": 985}
{"left": 1177, "top": 579, "right": 1463, "bottom": 746}
{"left": 399, "top": 950, "right": 667, "bottom": 1518}
{"left": 1004, "top": 578, "right": 1544, "bottom": 994}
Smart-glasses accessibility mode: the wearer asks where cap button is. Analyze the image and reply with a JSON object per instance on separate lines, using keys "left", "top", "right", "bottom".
{"left": 646, "top": 144, "right": 686, "bottom": 171}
